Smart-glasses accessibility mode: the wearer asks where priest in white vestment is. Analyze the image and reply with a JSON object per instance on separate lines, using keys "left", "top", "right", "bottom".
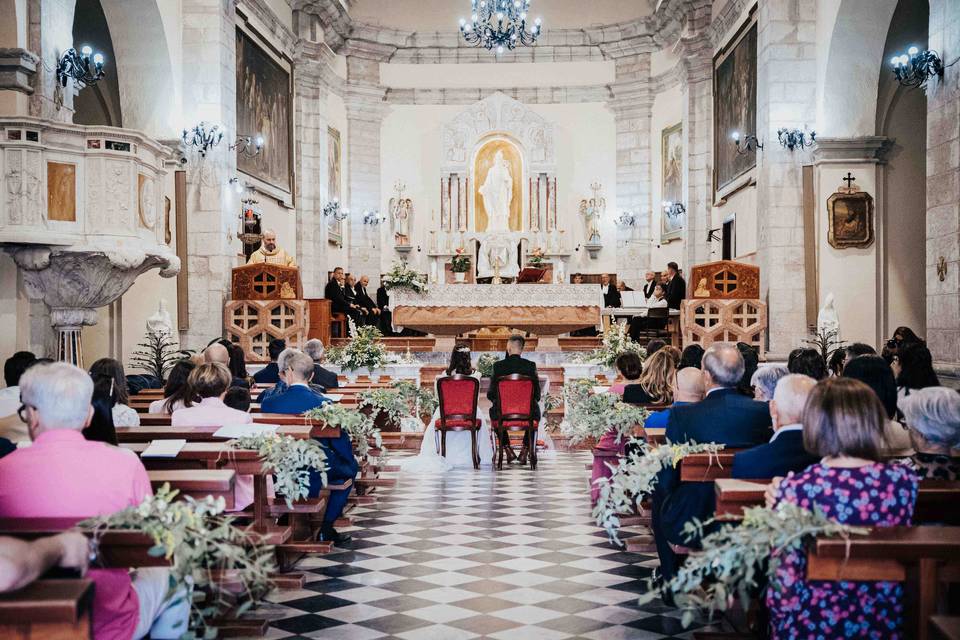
{"left": 248, "top": 229, "right": 296, "bottom": 267}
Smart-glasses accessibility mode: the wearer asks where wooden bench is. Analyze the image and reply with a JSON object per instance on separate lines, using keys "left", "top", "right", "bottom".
{"left": 148, "top": 469, "right": 236, "bottom": 509}
{"left": 678, "top": 451, "right": 738, "bottom": 482}
{"left": 0, "top": 519, "right": 170, "bottom": 567}
{"left": 116, "top": 423, "right": 340, "bottom": 442}
{"left": 0, "top": 579, "right": 94, "bottom": 639}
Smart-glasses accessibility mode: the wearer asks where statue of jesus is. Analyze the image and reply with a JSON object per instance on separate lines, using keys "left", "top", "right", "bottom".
{"left": 479, "top": 150, "right": 513, "bottom": 232}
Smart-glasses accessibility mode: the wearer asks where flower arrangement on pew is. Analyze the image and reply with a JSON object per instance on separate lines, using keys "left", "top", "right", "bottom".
{"left": 356, "top": 380, "right": 436, "bottom": 430}
{"left": 638, "top": 503, "right": 870, "bottom": 629}
{"left": 325, "top": 320, "right": 388, "bottom": 370}
{"left": 573, "top": 321, "right": 646, "bottom": 368}
{"left": 592, "top": 438, "right": 725, "bottom": 544}
{"left": 560, "top": 379, "right": 649, "bottom": 445}
{"left": 382, "top": 260, "right": 429, "bottom": 295}
{"left": 82, "top": 484, "right": 276, "bottom": 639}
{"left": 230, "top": 434, "right": 328, "bottom": 507}
{"left": 305, "top": 403, "right": 384, "bottom": 463}
{"left": 477, "top": 353, "right": 497, "bottom": 378}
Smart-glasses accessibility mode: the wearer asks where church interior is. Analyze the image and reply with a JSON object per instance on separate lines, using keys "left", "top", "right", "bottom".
{"left": 0, "top": 0, "right": 959, "bottom": 638}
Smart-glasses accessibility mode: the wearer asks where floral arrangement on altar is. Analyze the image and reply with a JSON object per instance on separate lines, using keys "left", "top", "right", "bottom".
{"left": 573, "top": 321, "right": 646, "bottom": 369}
{"left": 324, "top": 320, "right": 388, "bottom": 371}
{"left": 382, "top": 260, "right": 429, "bottom": 294}
{"left": 357, "top": 380, "right": 437, "bottom": 428}
{"left": 450, "top": 247, "right": 471, "bottom": 273}
{"left": 81, "top": 485, "right": 276, "bottom": 639}
{"left": 560, "top": 379, "right": 649, "bottom": 445}
{"left": 476, "top": 353, "right": 497, "bottom": 378}
{"left": 305, "top": 402, "right": 384, "bottom": 462}
{"left": 230, "top": 433, "right": 328, "bottom": 507}
{"left": 637, "top": 503, "right": 869, "bottom": 628}
{"left": 593, "top": 438, "right": 726, "bottom": 543}
{"left": 527, "top": 247, "right": 546, "bottom": 267}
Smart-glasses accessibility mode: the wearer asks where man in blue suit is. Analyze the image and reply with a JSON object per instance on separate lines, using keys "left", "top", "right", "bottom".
{"left": 731, "top": 374, "right": 819, "bottom": 479}
{"left": 260, "top": 350, "right": 358, "bottom": 546}
{"left": 652, "top": 343, "right": 773, "bottom": 585}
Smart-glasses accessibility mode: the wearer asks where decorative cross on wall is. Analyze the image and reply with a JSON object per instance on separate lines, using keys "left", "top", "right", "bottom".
{"left": 842, "top": 172, "right": 856, "bottom": 189}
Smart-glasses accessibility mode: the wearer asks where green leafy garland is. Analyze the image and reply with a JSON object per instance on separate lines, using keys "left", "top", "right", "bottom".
{"left": 560, "top": 379, "right": 649, "bottom": 445}
{"left": 304, "top": 403, "right": 384, "bottom": 462}
{"left": 477, "top": 353, "right": 497, "bottom": 377}
{"left": 639, "top": 503, "right": 870, "bottom": 629}
{"left": 572, "top": 322, "right": 646, "bottom": 369}
{"left": 383, "top": 260, "right": 429, "bottom": 294}
{"left": 592, "top": 438, "right": 725, "bottom": 544}
{"left": 392, "top": 379, "right": 438, "bottom": 417}
{"left": 81, "top": 485, "right": 276, "bottom": 639}
{"left": 230, "top": 434, "right": 328, "bottom": 507}
{"left": 325, "top": 321, "right": 389, "bottom": 371}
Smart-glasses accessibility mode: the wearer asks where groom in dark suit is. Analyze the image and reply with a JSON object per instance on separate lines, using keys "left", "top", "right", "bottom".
{"left": 488, "top": 335, "right": 541, "bottom": 462}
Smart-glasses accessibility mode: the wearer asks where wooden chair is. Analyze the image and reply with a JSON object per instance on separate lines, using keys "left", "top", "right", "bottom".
{"left": 491, "top": 374, "right": 539, "bottom": 470}
{"left": 632, "top": 306, "right": 672, "bottom": 342}
{"left": 436, "top": 375, "right": 482, "bottom": 469}
{"left": 331, "top": 313, "right": 348, "bottom": 339}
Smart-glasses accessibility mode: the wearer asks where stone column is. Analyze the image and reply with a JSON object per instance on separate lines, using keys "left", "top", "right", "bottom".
{"left": 678, "top": 3, "right": 713, "bottom": 272}
{"left": 609, "top": 53, "right": 653, "bottom": 284}
{"left": 179, "top": 0, "right": 237, "bottom": 349}
{"left": 755, "top": 0, "right": 817, "bottom": 357}
{"left": 926, "top": 0, "right": 960, "bottom": 367}
{"left": 344, "top": 45, "right": 391, "bottom": 285}
{"left": 28, "top": 0, "right": 76, "bottom": 121}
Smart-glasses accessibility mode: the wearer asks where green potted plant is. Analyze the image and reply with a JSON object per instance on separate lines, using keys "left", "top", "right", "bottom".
{"left": 450, "top": 247, "right": 471, "bottom": 283}
{"left": 527, "top": 246, "right": 546, "bottom": 267}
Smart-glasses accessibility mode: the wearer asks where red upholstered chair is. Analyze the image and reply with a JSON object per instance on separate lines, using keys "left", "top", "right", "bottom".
{"left": 491, "top": 374, "right": 539, "bottom": 470}
{"left": 436, "top": 375, "right": 482, "bottom": 469}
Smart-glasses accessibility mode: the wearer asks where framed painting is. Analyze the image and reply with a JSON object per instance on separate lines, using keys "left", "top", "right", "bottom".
{"left": 827, "top": 190, "right": 874, "bottom": 249}
{"left": 713, "top": 18, "right": 757, "bottom": 197}
{"left": 236, "top": 27, "right": 292, "bottom": 194}
{"left": 660, "top": 122, "right": 683, "bottom": 242}
{"left": 46, "top": 161, "right": 76, "bottom": 222}
{"left": 327, "top": 126, "right": 343, "bottom": 245}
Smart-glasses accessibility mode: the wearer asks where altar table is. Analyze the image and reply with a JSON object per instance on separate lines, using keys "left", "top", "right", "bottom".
{"left": 390, "top": 284, "right": 601, "bottom": 351}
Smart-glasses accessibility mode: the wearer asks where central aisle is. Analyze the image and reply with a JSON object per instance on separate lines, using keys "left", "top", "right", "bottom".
{"left": 265, "top": 452, "right": 707, "bottom": 639}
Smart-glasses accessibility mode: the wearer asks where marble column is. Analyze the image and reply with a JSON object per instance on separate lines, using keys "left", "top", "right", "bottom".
{"left": 28, "top": 0, "right": 77, "bottom": 121}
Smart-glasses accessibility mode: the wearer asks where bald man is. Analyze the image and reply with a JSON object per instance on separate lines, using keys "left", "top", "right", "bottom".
{"left": 642, "top": 367, "right": 706, "bottom": 430}
{"left": 248, "top": 229, "right": 296, "bottom": 267}
{"left": 203, "top": 342, "right": 250, "bottom": 388}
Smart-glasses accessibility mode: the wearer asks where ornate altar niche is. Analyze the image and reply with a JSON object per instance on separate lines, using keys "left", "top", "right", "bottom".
{"left": 681, "top": 260, "right": 767, "bottom": 356}
{"left": 226, "top": 264, "right": 306, "bottom": 361}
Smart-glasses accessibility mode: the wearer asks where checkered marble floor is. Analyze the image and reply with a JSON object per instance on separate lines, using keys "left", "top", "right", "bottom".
{"left": 258, "top": 451, "right": 718, "bottom": 639}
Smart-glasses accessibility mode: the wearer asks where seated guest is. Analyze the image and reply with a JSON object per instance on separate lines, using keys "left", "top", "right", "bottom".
{"left": 678, "top": 344, "right": 704, "bottom": 370}
{"left": 0, "top": 351, "right": 37, "bottom": 443}
{"left": 787, "top": 347, "right": 828, "bottom": 380}
{"left": 0, "top": 531, "right": 89, "bottom": 593}
{"left": 83, "top": 375, "right": 120, "bottom": 446}
{"left": 736, "top": 342, "right": 759, "bottom": 397}
{"left": 204, "top": 342, "right": 250, "bottom": 388}
{"left": 608, "top": 352, "right": 642, "bottom": 395}
{"left": 487, "top": 335, "right": 541, "bottom": 462}
{"left": 645, "top": 338, "right": 666, "bottom": 357}
{"left": 828, "top": 348, "right": 846, "bottom": 377}
{"left": 257, "top": 348, "right": 327, "bottom": 404}
{"left": 893, "top": 341, "right": 940, "bottom": 402}
{"left": 624, "top": 349, "right": 676, "bottom": 405}
{"left": 325, "top": 267, "right": 364, "bottom": 328}
{"left": 643, "top": 367, "right": 705, "bottom": 430}
{"left": 766, "top": 378, "right": 918, "bottom": 638}
{"left": 843, "top": 342, "right": 877, "bottom": 370}
{"left": 733, "top": 374, "right": 819, "bottom": 479}
{"left": 251, "top": 339, "right": 286, "bottom": 385}
{"left": 629, "top": 285, "right": 668, "bottom": 341}
{"left": 223, "top": 386, "right": 252, "bottom": 412}
{"left": 355, "top": 276, "right": 381, "bottom": 324}
{"left": 842, "top": 355, "right": 914, "bottom": 457}
{"left": 303, "top": 338, "right": 339, "bottom": 390}
{"left": 345, "top": 274, "right": 370, "bottom": 326}
{"left": 0, "top": 362, "right": 188, "bottom": 638}
{"left": 226, "top": 343, "right": 253, "bottom": 388}
{"left": 601, "top": 274, "right": 621, "bottom": 308}
{"left": 751, "top": 364, "right": 790, "bottom": 402}
{"left": 661, "top": 345, "right": 681, "bottom": 366}
{"left": 89, "top": 358, "right": 140, "bottom": 427}
{"left": 900, "top": 387, "right": 960, "bottom": 480}
{"left": 617, "top": 280, "right": 633, "bottom": 293}
{"left": 148, "top": 359, "right": 196, "bottom": 414}
{"left": 261, "top": 351, "right": 356, "bottom": 546}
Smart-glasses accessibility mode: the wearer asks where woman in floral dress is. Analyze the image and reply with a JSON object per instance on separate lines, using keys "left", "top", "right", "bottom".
{"left": 766, "top": 378, "right": 919, "bottom": 639}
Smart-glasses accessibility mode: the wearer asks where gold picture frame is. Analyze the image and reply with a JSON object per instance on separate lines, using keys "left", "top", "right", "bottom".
{"left": 661, "top": 121, "right": 683, "bottom": 242}
{"left": 827, "top": 190, "right": 874, "bottom": 249}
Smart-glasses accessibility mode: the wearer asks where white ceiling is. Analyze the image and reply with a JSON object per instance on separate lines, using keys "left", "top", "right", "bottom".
{"left": 348, "top": 0, "right": 654, "bottom": 31}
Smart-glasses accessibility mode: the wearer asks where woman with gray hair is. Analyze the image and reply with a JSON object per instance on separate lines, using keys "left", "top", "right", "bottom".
{"left": 751, "top": 365, "right": 789, "bottom": 402}
{"left": 901, "top": 387, "right": 960, "bottom": 480}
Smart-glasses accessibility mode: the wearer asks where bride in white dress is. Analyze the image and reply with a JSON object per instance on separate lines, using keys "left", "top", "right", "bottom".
{"left": 400, "top": 346, "right": 495, "bottom": 473}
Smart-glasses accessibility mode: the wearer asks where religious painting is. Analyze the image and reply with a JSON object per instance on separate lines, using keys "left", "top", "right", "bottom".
{"left": 661, "top": 122, "right": 684, "bottom": 242}
{"left": 827, "top": 189, "right": 874, "bottom": 249}
{"left": 713, "top": 19, "right": 757, "bottom": 196}
{"left": 327, "top": 126, "right": 343, "bottom": 245}
{"left": 236, "top": 27, "right": 292, "bottom": 193}
{"left": 46, "top": 161, "right": 76, "bottom": 222}
{"left": 473, "top": 138, "right": 523, "bottom": 233}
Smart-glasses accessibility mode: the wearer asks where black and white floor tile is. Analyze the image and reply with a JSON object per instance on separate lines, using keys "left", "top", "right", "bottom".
{"left": 257, "top": 451, "right": 718, "bottom": 639}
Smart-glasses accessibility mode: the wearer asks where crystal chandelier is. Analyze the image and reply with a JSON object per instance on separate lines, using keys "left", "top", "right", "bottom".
{"left": 459, "top": 0, "right": 542, "bottom": 55}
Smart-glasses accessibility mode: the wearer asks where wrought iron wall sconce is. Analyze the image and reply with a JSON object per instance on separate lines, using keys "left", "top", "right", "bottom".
{"left": 230, "top": 134, "right": 264, "bottom": 158}
{"left": 891, "top": 47, "right": 944, "bottom": 88}
{"left": 615, "top": 211, "right": 637, "bottom": 228}
{"left": 662, "top": 201, "right": 686, "bottom": 219}
{"left": 362, "top": 210, "right": 382, "bottom": 226}
{"left": 732, "top": 131, "right": 762, "bottom": 154}
{"left": 182, "top": 122, "right": 223, "bottom": 157}
{"left": 323, "top": 199, "right": 349, "bottom": 221}
{"left": 777, "top": 128, "right": 816, "bottom": 151}
{"left": 56, "top": 46, "right": 105, "bottom": 89}
{"left": 706, "top": 227, "right": 722, "bottom": 243}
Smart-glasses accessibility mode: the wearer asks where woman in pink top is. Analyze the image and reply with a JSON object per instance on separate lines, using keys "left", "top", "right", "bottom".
{"left": 606, "top": 352, "right": 643, "bottom": 396}
{"left": 172, "top": 363, "right": 255, "bottom": 509}
{"left": 149, "top": 360, "right": 197, "bottom": 414}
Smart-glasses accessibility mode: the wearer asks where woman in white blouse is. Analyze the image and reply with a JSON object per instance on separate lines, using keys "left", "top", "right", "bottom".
{"left": 88, "top": 358, "right": 140, "bottom": 427}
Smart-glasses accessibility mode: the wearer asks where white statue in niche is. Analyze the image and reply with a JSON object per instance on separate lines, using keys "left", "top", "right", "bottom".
{"left": 146, "top": 299, "right": 173, "bottom": 337}
{"left": 479, "top": 151, "right": 513, "bottom": 233}
{"left": 817, "top": 292, "right": 840, "bottom": 341}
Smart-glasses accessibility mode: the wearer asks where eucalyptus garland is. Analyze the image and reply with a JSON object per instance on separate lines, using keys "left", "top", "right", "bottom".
{"left": 592, "top": 438, "right": 725, "bottom": 544}
{"left": 357, "top": 387, "right": 410, "bottom": 426}
{"left": 639, "top": 503, "right": 870, "bottom": 629}
{"left": 81, "top": 485, "right": 276, "bottom": 639}
{"left": 230, "top": 433, "right": 328, "bottom": 507}
{"left": 561, "top": 379, "right": 649, "bottom": 445}
{"left": 305, "top": 402, "right": 384, "bottom": 462}
{"left": 392, "top": 379, "right": 438, "bottom": 416}
{"left": 572, "top": 321, "right": 646, "bottom": 369}
{"left": 477, "top": 353, "right": 497, "bottom": 378}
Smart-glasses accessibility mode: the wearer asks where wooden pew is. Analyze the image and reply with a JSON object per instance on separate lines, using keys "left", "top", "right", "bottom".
{"left": 0, "top": 518, "right": 169, "bottom": 568}
{"left": 116, "top": 423, "right": 340, "bottom": 442}
{"left": 678, "top": 451, "right": 738, "bottom": 482}
{"left": 0, "top": 579, "right": 94, "bottom": 639}
{"left": 148, "top": 469, "right": 236, "bottom": 509}
{"left": 136, "top": 413, "right": 342, "bottom": 430}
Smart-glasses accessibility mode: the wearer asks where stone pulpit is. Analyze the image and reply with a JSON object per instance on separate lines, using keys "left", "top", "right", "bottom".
{"left": 680, "top": 260, "right": 767, "bottom": 356}
{"left": 225, "top": 264, "right": 306, "bottom": 361}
